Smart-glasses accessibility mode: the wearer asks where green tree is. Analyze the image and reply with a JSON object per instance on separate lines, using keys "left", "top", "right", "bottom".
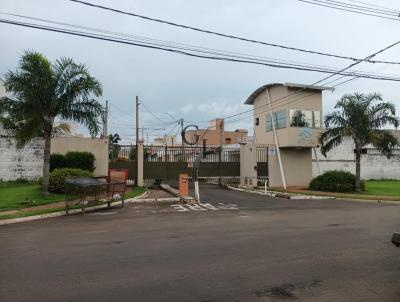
{"left": 319, "top": 93, "right": 399, "bottom": 192}
{"left": 108, "top": 133, "right": 121, "bottom": 161}
{"left": 0, "top": 51, "right": 103, "bottom": 194}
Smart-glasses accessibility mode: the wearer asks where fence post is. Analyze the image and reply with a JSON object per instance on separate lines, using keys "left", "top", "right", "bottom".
{"left": 137, "top": 140, "right": 144, "bottom": 187}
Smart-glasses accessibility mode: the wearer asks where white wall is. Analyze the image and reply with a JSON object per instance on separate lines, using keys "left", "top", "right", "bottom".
{"left": 0, "top": 137, "right": 44, "bottom": 181}
{"left": 312, "top": 137, "right": 400, "bottom": 180}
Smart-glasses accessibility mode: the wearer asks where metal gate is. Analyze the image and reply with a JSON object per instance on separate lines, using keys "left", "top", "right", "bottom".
{"left": 109, "top": 145, "right": 268, "bottom": 185}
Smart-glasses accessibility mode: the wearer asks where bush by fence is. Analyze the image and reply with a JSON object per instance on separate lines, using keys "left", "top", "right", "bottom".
{"left": 49, "top": 168, "right": 92, "bottom": 193}
{"left": 309, "top": 170, "right": 364, "bottom": 192}
{"left": 50, "top": 152, "right": 95, "bottom": 172}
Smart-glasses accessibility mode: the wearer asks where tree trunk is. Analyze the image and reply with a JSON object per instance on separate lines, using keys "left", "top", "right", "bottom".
{"left": 355, "top": 148, "right": 361, "bottom": 192}
{"left": 42, "top": 133, "right": 52, "bottom": 195}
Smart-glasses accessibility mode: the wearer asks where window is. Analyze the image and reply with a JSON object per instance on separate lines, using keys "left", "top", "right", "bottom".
{"left": 255, "top": 117, "right": 259, "bottom": 126}
{"left": 276, "top": 111, "right": 286, "bottom": 129}
{"left": 266, "top": 111, "right": 286, "bottom": 131}
{"left": 290, "top": 109, "right": 321, "bottom": 128}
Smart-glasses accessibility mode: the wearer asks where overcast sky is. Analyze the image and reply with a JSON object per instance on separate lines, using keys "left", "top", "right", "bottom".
{"left": 1, "top": 0, "right": 400, "bottom": 143}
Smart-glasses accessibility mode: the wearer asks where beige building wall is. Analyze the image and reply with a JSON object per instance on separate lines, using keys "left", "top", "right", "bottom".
{"left": 268, "top": 147, "right": 312, "bottom": 188}
{"left": 51, "top": 137, "right": 109, "bottom": 176}
{"left": 253, "top": 86, "right": 322, "bottom": 147}
{"left": 186, "top": 118, "right": 248, "bottom": 146}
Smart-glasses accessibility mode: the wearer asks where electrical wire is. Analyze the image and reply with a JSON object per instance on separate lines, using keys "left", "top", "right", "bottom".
{"left": 346, "top": 0, "right": 399, "bottom": 13}
{"left": 69, "top": 0, "right": 400, "bottom": 65}
{"left": 297, "top": 0, "right": 400, "bottom": 21}
{"left": 9, "top": 10, "right": 400, "bottom": 73}
{"left": 140, "top": 101, "right": 171, "bottom": 124}
{"left": 209, "top": 39, "right": 400, "bottom": 126}
{"left": 306, "top": 0, "right": 399, "bottom": 16}
{"left": 2, "top": 18, "right": 400, "bottom": 82}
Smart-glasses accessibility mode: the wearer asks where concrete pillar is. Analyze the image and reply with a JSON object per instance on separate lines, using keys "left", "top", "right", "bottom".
{"left": 137, "top": 140, "right": 144, "bottom": 187}
{"left": 240, "top": 143, "right": 257, "bottom": 188}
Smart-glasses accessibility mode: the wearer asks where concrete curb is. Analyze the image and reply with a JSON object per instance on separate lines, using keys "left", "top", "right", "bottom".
{"left": 226, "top": 185, "right": 400, "bottom": 204}
{"left": 130, "top": 197, "right": 180, "bottom": 203}
{"left": 226, "top": 185, "right": 333, "bottom": 200}
{"left": 0, "top": 190, "right": 150, "bottom": 226}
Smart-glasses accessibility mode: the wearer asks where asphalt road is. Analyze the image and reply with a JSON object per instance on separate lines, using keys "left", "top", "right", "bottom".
{"left": 1, "top": 186, "right": 400, "bottom": 301}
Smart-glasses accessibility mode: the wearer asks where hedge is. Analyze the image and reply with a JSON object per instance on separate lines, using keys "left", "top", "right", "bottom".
{"left": 49, "top": 168, "right": 92, "bottom": 193}
{"left": 309, "top": 170, "right": 364, "bottom": 192}
{"left": 49, "top": 153, "right": 65, "bottom": 172}
{"left": 50, "top": 151, "right": 95, "bottom": 172}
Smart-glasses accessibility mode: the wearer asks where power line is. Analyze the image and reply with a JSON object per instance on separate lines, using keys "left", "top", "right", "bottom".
{"left": 297, "top": 0, "right": 400, "bottom": 21}
{"left": 346, "top": 0, "right": 399, "bottom": 13}
{"left": 216, "top": 39, "right": 400, "bottom": 125}
{"left": 69, "top": 0, "right": 400, "bottom": 65}
{"left": 7, "top": 11, "right": 400, "bottom": 76}
{"left": 141, "top": 101, "right": 171, "bottom": 125}
{"left": 10, "top": 11, "right": 400, "bottom": 72}
{"left": 309, "top": 0, "right": 399, "bottom": 15}
{"left": 2, "top": 18, "right": 400, "bottom": 82}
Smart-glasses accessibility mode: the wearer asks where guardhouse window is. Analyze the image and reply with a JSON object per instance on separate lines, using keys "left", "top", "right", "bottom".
{"left": 266, "top": 111, "right": 286, "bottom": 131}
{"left": 255, "top": 117, "right": 259, "bottom": 126}
{"left": 290, "top": 109, "right": 321, "bottom": 128}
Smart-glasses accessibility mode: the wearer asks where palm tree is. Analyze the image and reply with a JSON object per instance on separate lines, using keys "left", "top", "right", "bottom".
{"left": 320, "top": 93, "right": 399, "bottom": 192}
{"left": 0, "top": 51, "right": 103, "bottom": 194}
{"left": 108, "top": 133, "right": 121, "bottom": 161}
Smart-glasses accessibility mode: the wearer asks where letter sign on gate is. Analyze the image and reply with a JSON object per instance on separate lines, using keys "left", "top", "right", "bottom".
{"left": 179, "top": 173, "right": 189, "bottom": 196}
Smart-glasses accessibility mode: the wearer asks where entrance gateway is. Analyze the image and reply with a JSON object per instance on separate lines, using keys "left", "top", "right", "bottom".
{"left": 110, "top": 82, "right": 330, "bottom": 189}
{"left": 109, "top": 144, "right": 268, "bottom": 187}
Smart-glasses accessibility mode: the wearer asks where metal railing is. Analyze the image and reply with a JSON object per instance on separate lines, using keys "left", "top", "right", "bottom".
{"left": 114, "top": 145, "right": 241, "bottom": 163}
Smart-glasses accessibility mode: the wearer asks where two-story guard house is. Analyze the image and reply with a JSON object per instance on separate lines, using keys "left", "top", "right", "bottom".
{"left": 245, "top": 83, "right": 333, "bottom": 187}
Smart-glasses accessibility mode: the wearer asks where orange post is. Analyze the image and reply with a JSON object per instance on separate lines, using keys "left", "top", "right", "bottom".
{"left": 179, "top": 173, "right": 189, "bottom": 196}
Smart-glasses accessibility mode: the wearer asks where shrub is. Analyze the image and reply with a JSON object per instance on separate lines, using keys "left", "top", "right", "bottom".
{"left": 50, "top": 153, "right": 65, "bottom": 172}
{"left": 49, "top": 168, "right": 92, "bottom": 193}
{"left": 309, "top": 170, "right": 363, "bottom": 192}
{"left": 63, "top": 151, "right": 95, "bottom": 172}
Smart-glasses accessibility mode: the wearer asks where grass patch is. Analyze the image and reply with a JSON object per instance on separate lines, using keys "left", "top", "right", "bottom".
{"left": 0, "top": 183, "right": 64, "bottom": 211}
{"left": 124, "top": 186, "right": 146, "bottom": 199}
{"left": 0, "top": 186, "right": 147, "bottom": 220}
{"left": 363, "top": 180, "right": 400, "bottom": 197}
{"left": 270, "top": 180, "right": 400, "bottom": 201}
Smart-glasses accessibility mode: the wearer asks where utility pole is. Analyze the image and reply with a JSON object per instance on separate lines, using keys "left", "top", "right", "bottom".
{"left": 136, "top": 96, "right": 140, "bottom": 144}
{"left": 103, "top": 100, "right": 108, "bottom": 138}
{"left": 135, "top": 96, "right": 140, "bottom": 186}
{"left": 219, "top": 119, "right": 224, "bottom": 185}
{"left": 180, "top": 118, "right": 184, "bottom": 160}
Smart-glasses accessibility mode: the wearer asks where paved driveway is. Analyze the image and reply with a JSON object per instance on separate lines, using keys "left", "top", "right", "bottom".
{"left": 1, "top": 186, "right": 400, "bottom": 301}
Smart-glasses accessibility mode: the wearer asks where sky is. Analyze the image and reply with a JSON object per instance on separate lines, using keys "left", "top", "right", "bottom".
{"left": 1, "top": 0, "right": 400, "bottom": 144}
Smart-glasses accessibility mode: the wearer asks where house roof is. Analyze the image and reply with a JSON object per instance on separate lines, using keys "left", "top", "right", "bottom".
{"left": 244, "top": 82, "right": 334, "bottom": 105}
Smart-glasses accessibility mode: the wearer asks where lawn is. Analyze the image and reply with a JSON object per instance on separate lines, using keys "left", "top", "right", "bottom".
{"left": 0, "top": 182, "right": 147, "bottom": 218}
{"left": 125, "top": 186, "right": 146, "bottom": 199}
{"left": 0, "top": 183, "right": 64, "bottom": 212}
{"left": 364, "top": 180, "right": 400, "bottom": 197}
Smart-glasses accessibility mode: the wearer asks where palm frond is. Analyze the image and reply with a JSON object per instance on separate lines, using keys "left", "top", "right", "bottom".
{"left": 370, "top": 130, "right": 399, "bottom": 158}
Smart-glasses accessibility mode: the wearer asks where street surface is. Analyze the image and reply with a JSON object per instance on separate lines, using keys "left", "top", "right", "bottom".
{"left": 1, "top": 185, "right": 400, "bottom": 301}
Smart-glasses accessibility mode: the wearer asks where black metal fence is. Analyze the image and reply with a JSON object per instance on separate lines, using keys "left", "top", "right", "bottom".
{"left": 110, "top": 145, "right": 268, "bottom": 183}
{"left": 115, "top": 145, "right": 241, "bottom": 163}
